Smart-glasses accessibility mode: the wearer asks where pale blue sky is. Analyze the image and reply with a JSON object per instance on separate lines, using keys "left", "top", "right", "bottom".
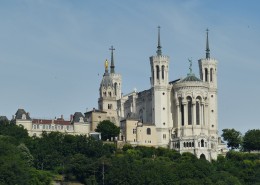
{"left": 0, "top": 0, "right": 259, "bottom": 133}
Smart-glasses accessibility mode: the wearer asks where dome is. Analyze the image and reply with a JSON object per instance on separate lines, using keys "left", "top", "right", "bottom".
{"left": 101, "top": 73, "right": 113, "bottom": 88}
{"left": 180, "top": 73, "right": 201, "bottom": 82}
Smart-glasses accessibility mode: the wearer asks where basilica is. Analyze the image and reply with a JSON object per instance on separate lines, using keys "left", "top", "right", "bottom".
{"left": 14, "top": 28, "right": 226, "bottom": 161}
{"left": 98, "top": 28, "right": 221, "bottom": 161}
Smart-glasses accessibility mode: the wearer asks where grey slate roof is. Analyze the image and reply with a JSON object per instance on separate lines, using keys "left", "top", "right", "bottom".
{"left": 100, "top": 73, "right": 113, "bottom": 88}
{"left": 15, "top": 109, "right": 31, "bottom": 120}
{"left": 72, "top": 112, "right": 86, "bottom": 123}
{"left": 180, "top": 73, "right": 201, "bottom": 82}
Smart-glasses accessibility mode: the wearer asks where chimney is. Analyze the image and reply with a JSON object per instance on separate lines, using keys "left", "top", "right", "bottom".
{"left": 70, "top": 114, "right": 73, "bottom": 121}
{"left": 61, "top": 115, "right": 64, "bottom": 120}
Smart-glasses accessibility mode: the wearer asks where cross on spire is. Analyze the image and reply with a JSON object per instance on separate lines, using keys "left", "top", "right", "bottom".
{"left": 156, "top": 26, "right": 162, "bottom": 56}
{"left": 109, "top": 46, "right": 115, "bottom": 73}
{"left": 206, "top": 28, "right": 210, "bottom": 59}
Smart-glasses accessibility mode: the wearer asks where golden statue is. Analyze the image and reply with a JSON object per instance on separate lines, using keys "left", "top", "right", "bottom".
{"left": 104, "top": 59, "right": 109, "bottom": 70}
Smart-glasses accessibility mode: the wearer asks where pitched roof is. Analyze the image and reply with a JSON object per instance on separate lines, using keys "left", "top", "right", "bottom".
{"left": 15, "top": 109, "right": 31, "bottom": 120}
{"left": 72, "top": 112, "right": 87, "bottom": 123}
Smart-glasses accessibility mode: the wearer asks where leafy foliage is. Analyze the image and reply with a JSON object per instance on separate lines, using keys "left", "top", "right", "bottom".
{"left": 222, "top": 128, "right": 242, "bottom": 149}
{"left": 1, "top": 123, "right": 260, "bottom": 184}
{"left": 243, "top": 129, "right": 260, "bottom": 152}
{"left": 95, "top": 120, "right": 120, "bottom": 141}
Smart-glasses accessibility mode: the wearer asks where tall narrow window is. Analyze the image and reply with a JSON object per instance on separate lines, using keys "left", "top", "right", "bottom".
{"left": 163, "top": 134, "right": 166, "bottom": 139}
{"left": 181, "top": 103, "right": 184, "bottom": 126}
{"left": 201, "top": 139, "right": 204, "bottom": 147}
{"left": 162, "top": 65, "right": 165, "bottom": 80}
{"left": 210, "top": 68, "right": 213, "bottom": 82}
{"left": 196, "top": 101, "right": 200, "bottom": 125}
{"left": 147, "top": 128, "right": 151, "bottom": 135}
{"left": 156, "top": 65, "right": 159, "bottom": 80}
{"left": 205, "top": 68, "right": 208, "bottom": 82}
{"left": 187, "top": 97, "right": 192, "bottom": 125}
{"left": 114, "top": 83, "right": 117, "bottom": 96}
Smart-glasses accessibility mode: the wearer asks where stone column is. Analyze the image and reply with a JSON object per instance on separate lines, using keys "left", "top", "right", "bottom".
{"left": 202, "top": 104, "right": 204, "bottom": 126}
{"left": 177, "top": 103, "right": 181, "bottom": 127}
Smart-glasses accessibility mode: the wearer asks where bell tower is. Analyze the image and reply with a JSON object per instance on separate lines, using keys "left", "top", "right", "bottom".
{"left": 198, "top": 29, "right": 218, "bottom": 135}
{"left": 150, "top": 26, "right": 171, "bottom": 147}
{"left": 109, "top": 46, "right": 122, "bottom": 100}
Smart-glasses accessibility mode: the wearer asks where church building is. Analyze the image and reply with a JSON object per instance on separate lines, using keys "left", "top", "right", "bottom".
{"left": 98, "top": 28, "right": 219, "bottom": 161}
{"left": 13, "top": 27, "right": 225, "bottom": 161}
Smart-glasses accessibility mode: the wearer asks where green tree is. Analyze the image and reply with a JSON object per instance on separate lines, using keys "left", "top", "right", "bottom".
{"left": 95, "top": 120, "right": 120, "bottom": 141}
{"left": 18, "top": 143, "right": 34, "bottom": 167}
{"left": 222, "top": 128, "right": 242, "bottom": 150}
{"left": 243, "top": 129, "right": 260, "bottom": 152}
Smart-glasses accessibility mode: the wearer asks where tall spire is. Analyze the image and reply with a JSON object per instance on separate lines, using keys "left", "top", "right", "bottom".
{"left": 206, "top": 28, "right": 210, "bottom": 59}
{"left": 109, "top": 46, "right": 115, "bottom": 73}
{"left": 156, "top": 26, "right": 162, "bottom": 56}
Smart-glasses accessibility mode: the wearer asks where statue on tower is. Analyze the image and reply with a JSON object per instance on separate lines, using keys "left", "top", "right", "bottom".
{"left": 105, "top": 59, "right": 109, "bottom": 70}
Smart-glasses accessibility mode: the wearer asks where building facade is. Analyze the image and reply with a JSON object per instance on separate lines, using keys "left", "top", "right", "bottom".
{"left": 14, "top": 108, "right": 101, "bottom": 138}
{"left": 12, "top": 28, "right": 225, "bottom": 160}
{"left": 99, "top": 28, "right": 221, "bottom": 160}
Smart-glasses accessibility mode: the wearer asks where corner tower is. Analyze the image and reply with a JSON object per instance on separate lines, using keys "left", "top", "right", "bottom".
{"left": 150, "top": 26, "right": 171, "bottom": 147}
{"left": 98, "top": 59, "right": 117, "bottom": 111}
{"left": 109, "top": 46, "right": 122, "bottom": 100}
{"left": 198, "top": 29, "right": 218, "bottom": 136}
{"left": 98, "top": 47, "right": 121, "bottom": 126}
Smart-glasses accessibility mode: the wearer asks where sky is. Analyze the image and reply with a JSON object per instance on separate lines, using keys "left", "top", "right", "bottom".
{"left": 0, "top": 0, "right": 259, "bottom": 133}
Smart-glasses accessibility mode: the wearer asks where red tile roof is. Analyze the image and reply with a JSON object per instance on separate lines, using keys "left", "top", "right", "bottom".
{"left": 32, "top": 119, "right": 71, "bottom": 125}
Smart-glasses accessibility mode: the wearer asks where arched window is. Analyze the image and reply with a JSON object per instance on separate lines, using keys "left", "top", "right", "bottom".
{"left": 108, "top": 104, "right": 112, "bottom": 109}
{"left": 200, "top": 154, "right": 206, "bottom": 160}
{"left": 147, "top": 128, "right": 151, "bottom": 135}
{"left": 192, "top": 142, "right": 194, "bottom": 147}
{"left": 205, "top": 68, "right": 208, "bottom": 82}
{"left": 187, "top": 97, "right": 192, "bottom": 125}
{"left": 201, "top": 139, "right": 204, "bottom": 147}
{"left": 162, "top": 65, "right": 165, "bottom": 80}
{"left": 196, "top": 97, "right": 201, "bottom": 125}
{"left": 210, "top": 68, "right": 213, "bottom": 82}
{"left": 184, "top": 142, "right": 186, "bottom": 147}
{"left": 189, "top": 142, "right": 191, "bottom": 147}
{"left": 109, "top": 92, "right": 112, "bottom": 97}
{"left": 114, "top": 83, "right": 117, "bottom": 96}
{"left": 22, "top": 114, "right": 26, "bottom": 120}
{"left": 156, "top": 65, "right": 159, "bottom": 80}
{"left": 179, "top": 98, "right": 184, "bottom": 126}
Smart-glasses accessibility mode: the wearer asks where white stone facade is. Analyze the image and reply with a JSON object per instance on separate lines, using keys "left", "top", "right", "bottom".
{"left": 99, "top": 29, "right": 221, "bottom": 160}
